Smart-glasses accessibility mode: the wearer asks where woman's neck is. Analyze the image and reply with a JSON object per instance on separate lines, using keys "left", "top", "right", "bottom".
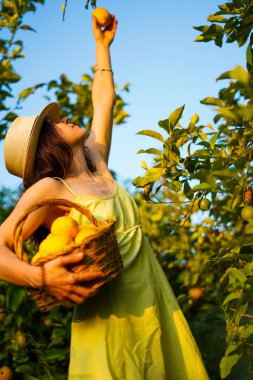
{"left": 65, "top": 148, "right": 94, "bottom": 180}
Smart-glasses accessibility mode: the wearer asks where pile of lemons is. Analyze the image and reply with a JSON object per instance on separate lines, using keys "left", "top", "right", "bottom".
{"left": 31, "top": 216, "right": 100, "bottom": 265}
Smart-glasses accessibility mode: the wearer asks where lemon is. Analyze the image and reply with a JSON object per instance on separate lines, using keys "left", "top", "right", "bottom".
{"left": 198, "top": 198, "right": 211, "bottom": 211}
{"left": 188, "top": 287, "right": 204, "bottom": 300}
{"left": 51, "top": 216, "right": 79, "bottom": 238}
{"left": 39, "top": 234, "right": 73, "bottom": 256}
{"left": 15, "top": 330, "right": 27, "bottom": 348}
{"left": 0, "top": 366, "right": 13, "bottom": 380}
{"left": 92, "top": 7, "right": 112, "bottom": 27}
{"left": 75, "top": 225, "right": 100, "bottom": 244}
{"left": 241, "top": 205, "right": 253, "bottom": 221}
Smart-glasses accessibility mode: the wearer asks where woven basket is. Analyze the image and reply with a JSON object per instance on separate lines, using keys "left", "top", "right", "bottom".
{"left": 13, "top": 198, "right": 123, "bottom": 312}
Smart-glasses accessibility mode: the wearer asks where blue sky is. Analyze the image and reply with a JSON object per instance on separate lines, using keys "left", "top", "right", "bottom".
{"left": 0, "top": 0, "right": 245, "bottom": 192}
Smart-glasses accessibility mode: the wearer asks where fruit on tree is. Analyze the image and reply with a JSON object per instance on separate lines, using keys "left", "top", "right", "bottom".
{"left": 241, "top": 205, "right": 253, "bottom": 221}
{"left": 0, "top": 308, "right": 5, "bottom": 322}
{"left": 0, "top": 367, "right": 13, "bottom": 380}
{"left": 92, "top": 7, "right": 112, "bottom": 27}
{"left": 188, "top": 287, "right": 204, "bottom": 300}
{"left": 198, "top": 198, "right": 211, "bottom": 211}
{"left": 75, "top": 225, "right": 100, "bottom": 244}
{"left": 51, "top": 216, "right": 79, "bottom": 238}
{"left": 15, "top": 330, "right": 27, "bottom": 348}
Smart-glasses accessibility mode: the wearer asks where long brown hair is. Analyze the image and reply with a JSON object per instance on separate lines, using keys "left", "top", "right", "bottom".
{"left": 22, "top": 118, "right": 97, "bottom": 249}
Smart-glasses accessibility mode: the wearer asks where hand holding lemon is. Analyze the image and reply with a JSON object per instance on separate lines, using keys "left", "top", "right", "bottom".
{"left": 92, "top": 7, "right": 118, "bottom": 47}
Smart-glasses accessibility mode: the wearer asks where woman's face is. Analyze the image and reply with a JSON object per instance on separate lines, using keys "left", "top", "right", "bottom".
{"left": 49, "top": 117, "right": 87, "bottom": 147}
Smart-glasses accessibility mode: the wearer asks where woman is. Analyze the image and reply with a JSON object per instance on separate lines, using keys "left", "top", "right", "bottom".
{"left": 2, "top": 13, "right": 210, "bottom": 380}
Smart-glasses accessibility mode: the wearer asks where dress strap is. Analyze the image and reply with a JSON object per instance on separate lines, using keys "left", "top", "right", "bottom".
{"left": 53, "top": 177, "right": 79, "bottom": 197}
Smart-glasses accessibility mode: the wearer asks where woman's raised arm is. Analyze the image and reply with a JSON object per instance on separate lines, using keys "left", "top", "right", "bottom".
{"left": 85, "top": 13, "right": 118, "bottom": 165}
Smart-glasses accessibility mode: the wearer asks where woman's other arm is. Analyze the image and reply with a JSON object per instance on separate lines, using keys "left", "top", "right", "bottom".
{"left": 85, "top": 14, "right": 118, "bottom": 165}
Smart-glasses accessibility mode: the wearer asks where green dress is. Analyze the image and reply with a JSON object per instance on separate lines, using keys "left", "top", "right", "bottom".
{"left": 54, "top": 173, "right": 210, "bottom": 380}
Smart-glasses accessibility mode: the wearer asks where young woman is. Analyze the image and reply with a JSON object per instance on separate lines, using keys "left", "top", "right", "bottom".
{"left": 1, "top": 14, "right": 210, "bottom": 379}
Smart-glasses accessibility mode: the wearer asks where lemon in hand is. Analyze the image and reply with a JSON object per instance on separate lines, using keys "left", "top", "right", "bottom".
{"left": 92, "top": 7, "right": 112, "bottom": 27}
{"left": 75, "top": 225, "right": 100, "bottom": 244}
{"left": 51, "top": 216, "right": 79, "bottom": 238}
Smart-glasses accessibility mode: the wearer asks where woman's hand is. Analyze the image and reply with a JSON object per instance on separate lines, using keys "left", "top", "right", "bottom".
{"left": 41, "top": 251, "right": 104, "bottom": 305}
{"left": 92, "top": 14, "right": 118, "bottom": 47}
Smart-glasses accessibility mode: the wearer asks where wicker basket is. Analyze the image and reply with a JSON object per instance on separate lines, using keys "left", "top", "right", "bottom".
{"left": 13, "top": 198, "right": 123, "bottom": 312}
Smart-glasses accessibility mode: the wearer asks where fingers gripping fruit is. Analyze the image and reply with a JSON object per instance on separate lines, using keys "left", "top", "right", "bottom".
{"left": 31, "top": 215, "right": 101, "bottom": 265}
{"left": 92, "top": 7, "right": 112, "bottom": 27}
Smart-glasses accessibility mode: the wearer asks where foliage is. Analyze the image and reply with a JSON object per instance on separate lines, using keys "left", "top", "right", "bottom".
{"left": 0, "top": 0, "right": 46, "bottom": 139}
{"left": 0, "top": 0, "right": 129, "bottom": 377}
{"left": 133, "top": 0, "right": 253, "bottom": 378}
{"left": 0, "top": 0, "right": 129, "bottom": 141}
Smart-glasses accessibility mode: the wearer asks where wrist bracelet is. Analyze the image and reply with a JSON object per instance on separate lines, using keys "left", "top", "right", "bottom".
{"left": 94, "top": 68, "right": 114, "bottom": 76}
{"left": 39, "top": 263, "right": 47, "bottom": 292}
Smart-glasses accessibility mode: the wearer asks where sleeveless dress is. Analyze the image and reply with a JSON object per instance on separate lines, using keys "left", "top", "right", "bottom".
{"left": 54, "top": 173, "right": 210, "bottom": 380}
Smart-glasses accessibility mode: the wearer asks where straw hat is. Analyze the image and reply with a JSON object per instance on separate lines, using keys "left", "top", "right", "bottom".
{"left": 4, "top": 102, "right": 60, "bottom": 180}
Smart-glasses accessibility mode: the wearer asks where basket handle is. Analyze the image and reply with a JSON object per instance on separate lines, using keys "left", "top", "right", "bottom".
{"left": 14, "top": 198, "right": 100, "bottom": 260}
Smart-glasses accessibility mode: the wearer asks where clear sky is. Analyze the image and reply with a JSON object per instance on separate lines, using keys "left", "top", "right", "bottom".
{"left": 0, "top": 0, "right": 245, "bottom": 192}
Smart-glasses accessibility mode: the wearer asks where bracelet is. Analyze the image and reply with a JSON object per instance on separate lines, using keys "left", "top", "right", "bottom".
{"left": 94, "top": 67, "right": 114, "bottom": 76}
{"left": 39, "top": 263, "right": 47, "bottom": 292}
{"left": 95, "top": 64, "right": 112, "bottom": 68}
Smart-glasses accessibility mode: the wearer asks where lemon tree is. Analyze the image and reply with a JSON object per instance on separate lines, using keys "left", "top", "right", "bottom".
{"left": 133, "top": 1, "right": 253, "bottom": 378}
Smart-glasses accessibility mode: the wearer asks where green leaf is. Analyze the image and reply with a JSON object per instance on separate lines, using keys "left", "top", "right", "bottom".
{"left": 222, "top": 292, "right": 241, "bottom": 306}
{"left": 220, "top": 354, "right": 242, "bottom": 379}
{"left": 200, "top": 97, "right": 223, "bottom": 106}
{"left": 168, "top": 105, "right": 185, "bottom": 130}
{"left": 167, "top": 181, "right": 182, "bottom": 192}
{"left": 239, "top": 324, "right": 253, "bottom": 339}
{"left": 136, "top": 148, "right": 162, "bottom": 156}
{"left": 207, "top": 14, "right": 227, "bottom": 23}
{"left": 20, "top": 25, "right": 36, "bottom": 32}
{"left": 136, "top": 130, "right": 164, "bottom": 143}
{"left": 210, "top": 132, "right": 219, "bottom": 150}
{"left": 6, "top": 288, "right": 26, "bottom": 312}
{"left": 246, "top": 42, "right": 252, "bottom": 66}
{"left": 44, "top": 348, "right": 66, "bottom": 361}
{"left": 191, "top": 183, "right": 213, "bottom": 192}
{"left": 81, "top": 74, "right": 93, "bottom": 82}
{"left": 140, "top": 160, "right": 148, "bottom": 170}
{"left": 229, "top": 269, "right": 247, "bottom": 284}
{"left": 190, "top": 114, "right": 199, "bottom": 125}
{"left": 225, "top": 342, "right": 242, "bottom": 356}
{"left": 217, "top": 66, "right": 250, "bottom": 85}
{"left": 234, "top": 303, "right": 248, "bottom": 325}
{"left": 18, "top": 87, "right": 34, "bottom": 100}
{"left": 158, "top": 119, "right": 170, "bottom": 134}
{"left": 133, "top": 168, "right": 166, "bottom": 187}
{"left": 212, "top": 169, "right": 236, "bottom": 179}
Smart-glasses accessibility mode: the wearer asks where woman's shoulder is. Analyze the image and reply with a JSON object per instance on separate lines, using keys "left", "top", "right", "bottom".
{"left": 22, "top": 177, "right": 62, "bottom": 201}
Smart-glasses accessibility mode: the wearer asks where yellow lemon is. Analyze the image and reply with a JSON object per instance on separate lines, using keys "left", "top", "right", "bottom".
{"left": 75, "top": 225, "right": 100, "bottom": 244}
{"left": 241, "top": 205, "right": 253, "bottom": 221}
{"left": 39, "top": 234, "right": 73, "bottom": 256}
{"left": 51, "top": 216, "right": 79, "bottom": 238}
{"left": 198, "top": 198, "right": 211, "bottom": 211}
{"left": 188, "top": 287, "right": 204, "bottom": 301}
{"left": 92, "top": 7, "right": 112, "bottom": 27}
{"left": 15, "top": 330, "right": 27, "bottom": 348}
{"left": 0, "top": 366, "right": 13, "bottom": 380}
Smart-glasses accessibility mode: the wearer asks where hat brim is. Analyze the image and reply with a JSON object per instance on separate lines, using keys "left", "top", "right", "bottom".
{"left": 24, "top": 102, "right": 60, "bottom": 180}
